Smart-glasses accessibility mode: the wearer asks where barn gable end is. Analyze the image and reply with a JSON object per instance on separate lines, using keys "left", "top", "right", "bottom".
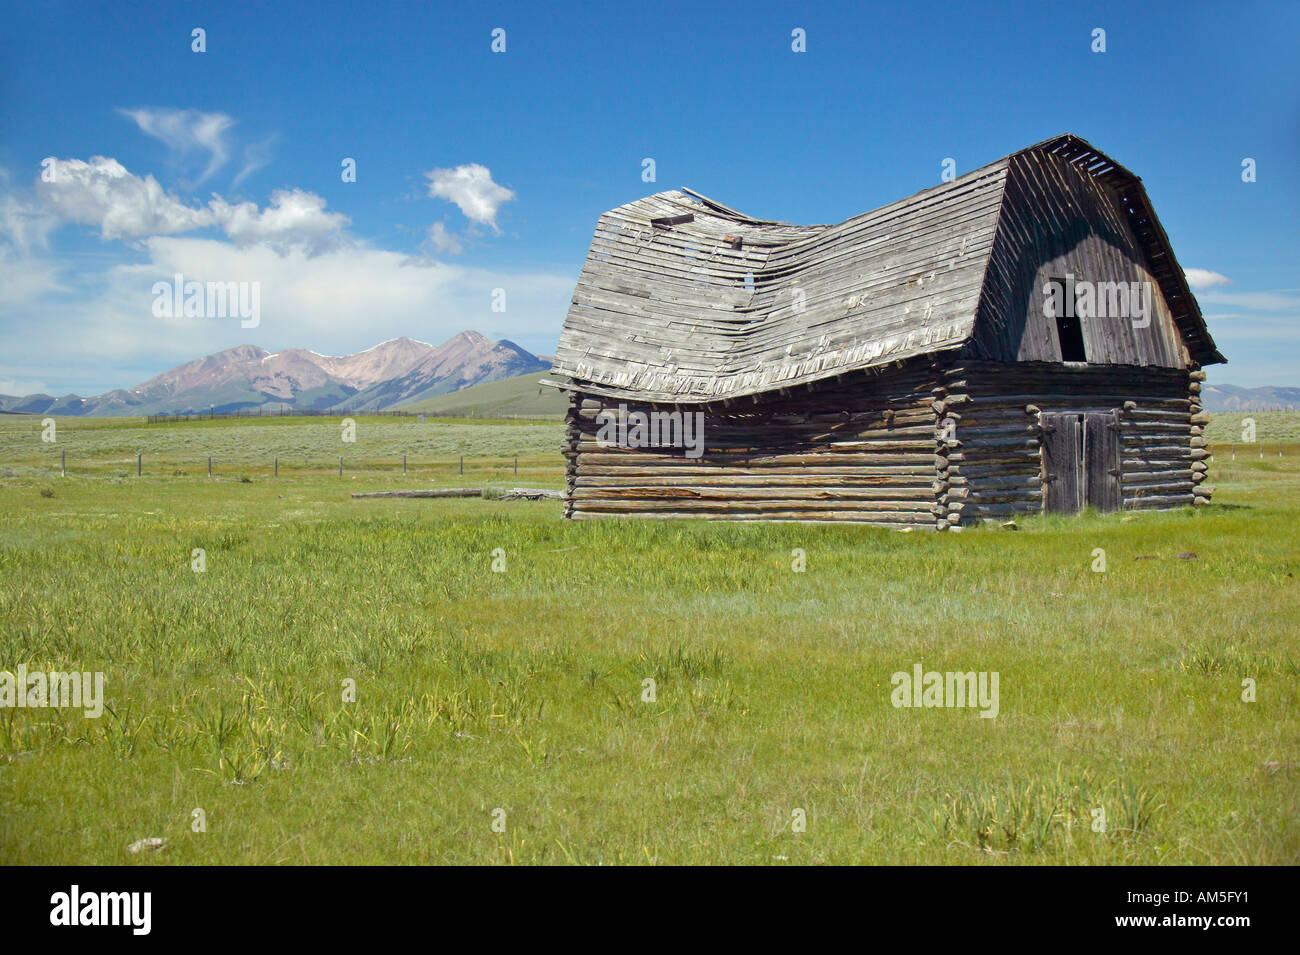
{"left": 969, "top": 140, "right": 1221, "bottom": 368}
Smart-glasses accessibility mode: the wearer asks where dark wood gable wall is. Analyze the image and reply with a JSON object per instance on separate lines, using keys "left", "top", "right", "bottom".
{"left": 970, "top": 151, "right": 1188, "bottom": 368}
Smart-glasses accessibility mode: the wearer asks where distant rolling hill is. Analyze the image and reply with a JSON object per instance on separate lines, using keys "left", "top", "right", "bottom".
{"left": 400, "top": 370, "right": 567, "bottom": 418}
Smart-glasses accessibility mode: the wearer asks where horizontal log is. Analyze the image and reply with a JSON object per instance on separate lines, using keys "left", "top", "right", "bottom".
{"left": 570, "top": 503, "right": 938, "bottom": 520}
{"left": 571, "top": 486, "right": 936, "bottom": 501}
{"left": 965, "top": 474, "right": 1043, "bottom": 490}
{"left": 1123, "top": 493, "right": 1195, "bottom": 508}
{"left": 960, "top": 502, "right": 1038, "bottom": 516}
{"left": 351, "top": 488, "right": 481, "bottom": 499}
{"left": 1124, "top": 469, "right": 1193, "bottom": 483}
{"left": 569, "top": 511, "right": 938, "bottom": 527}
{"left": 574, "top": 467, "right": 937, "bottom": 484}
{"left": 572, "top": 434, "right": 938, "bottom": 453}
{"left": 964, "top": 490, "right": 1043, "bottom": 505}
{"left": 575, "top": 451, "right": 938, "bottom": 466}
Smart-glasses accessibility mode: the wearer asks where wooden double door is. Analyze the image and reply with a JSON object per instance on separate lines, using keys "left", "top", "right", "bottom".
{"left": 1041, "top": 411, "right": 1122, "bottom": 513}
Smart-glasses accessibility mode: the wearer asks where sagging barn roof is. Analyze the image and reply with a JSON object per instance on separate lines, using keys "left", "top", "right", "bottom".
{"left": 547, "top": 134, "right": 1223, "bottom": 405}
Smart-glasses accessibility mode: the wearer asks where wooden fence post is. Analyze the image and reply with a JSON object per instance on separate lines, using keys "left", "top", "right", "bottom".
{"left": 459, "top": 455, "right": 463, "bottom": 475}
{"left": 403, "top": 453, "right": 407, "bottom": 475}
{"left": 137, "top": 453, "right": 142, "bottom": 477}
{"left": 61, "top": 449, "right": 66, "bottom": 477}
{"left": 339, "top": 456, "right": 343, "bottom": 476}
{"left": 208, "top": 456, "right": 212, "bottom": 478}
{"left": 514, "top": 455, "right": 518, "bottom": 476}
{"left": 274, "top": 456, "right": 278, "bottom": 477}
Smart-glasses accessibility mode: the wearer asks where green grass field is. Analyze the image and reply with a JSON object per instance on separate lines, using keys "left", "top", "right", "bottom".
{"left": 0, "top": 415, "right": 1296, "bottom": 864}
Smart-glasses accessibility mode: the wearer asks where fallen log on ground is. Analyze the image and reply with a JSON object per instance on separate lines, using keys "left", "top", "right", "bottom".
{"left": 350, "top": 487, "right": 563, "bottom": 501}
{"left": 351, "top": 488, "right": 482, "bottom": 499}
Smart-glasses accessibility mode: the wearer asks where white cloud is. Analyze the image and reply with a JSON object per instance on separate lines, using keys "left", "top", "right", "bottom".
{"left": 208, "top": 189, "right": 349, "bottom": 254}
{"left": 1184, "top": 268, "right": 1232, "bottom": 291}
{"left": 120, "top": 108, "right": 234, "bottom": 184}
{"left": 132, "top": 237, "right": 571, "bottom": 349}
{"left": 424, "top": 163, "right": 515, "bottom": 232}
{"left": 38, "top": 157, "right": 215, "bottom": 238}
{"left": 427, "top": 221, "right": 463, "bottom": 255}
{"left": 33, "top": 157, "right": 348, "bottom": 252}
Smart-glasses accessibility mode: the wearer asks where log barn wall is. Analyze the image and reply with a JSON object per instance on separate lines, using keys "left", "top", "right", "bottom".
{"left": 563, "top": 361, "right": 945, "bottom": 526}
{"left": 941, "top": 361, "right": 1210, "bottom": 524}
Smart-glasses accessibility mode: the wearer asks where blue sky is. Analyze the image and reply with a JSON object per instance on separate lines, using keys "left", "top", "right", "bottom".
{"left": 1, "top": 0, "right": 1296, "bottom": 395}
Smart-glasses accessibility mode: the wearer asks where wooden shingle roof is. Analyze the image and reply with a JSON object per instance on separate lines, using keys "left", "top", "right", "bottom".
{"left": 547, "top": 135, "right": 1220, "bottom": 404}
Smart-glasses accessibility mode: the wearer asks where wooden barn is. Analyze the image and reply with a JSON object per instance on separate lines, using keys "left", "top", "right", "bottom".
{"left": 545, "top": 134, "right": 1224, "bottom": 529}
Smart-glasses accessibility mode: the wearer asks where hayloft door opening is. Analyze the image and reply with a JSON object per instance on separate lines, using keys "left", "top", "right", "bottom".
{"left": 1041, "top": 411, "right": 1122, "bottom": 513}
{"left": 1045, "top": 277, "right": 1088, "bottom": 362}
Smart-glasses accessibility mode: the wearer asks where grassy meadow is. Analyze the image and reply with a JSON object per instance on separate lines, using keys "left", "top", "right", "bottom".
{"left": 0, "top": 414, "right": 1297, "bottom": 864}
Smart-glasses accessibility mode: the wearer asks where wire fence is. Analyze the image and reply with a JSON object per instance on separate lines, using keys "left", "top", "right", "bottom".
{"left": 1221, "top": 443, "right": 1287, "bottom": 460}
{"left": 146, "top": 408, "right": 418, "bottom": 423}
{"left": 145, "top": 408, "right": 561, "bottom": 423}
{"left": 29, "top": 449, "right": 562, "bottom": 480}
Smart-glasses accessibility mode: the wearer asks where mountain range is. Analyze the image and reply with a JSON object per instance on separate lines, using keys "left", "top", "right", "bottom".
{"left": 0, "top": 332, "right": 551, "bottom": 416}
{"left": 1200, "top": 384, "right": 1300, "bottom": 413}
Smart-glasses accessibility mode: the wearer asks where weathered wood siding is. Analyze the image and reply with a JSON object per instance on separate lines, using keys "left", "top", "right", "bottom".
{"left": 971, "top": 151, "right": 1189, "bottom": 368}
{"left": 562, "top": 363, "right": 944, "bottom": 526}
{"left": 940, "top": 362, "right": 1210, "bottom": 524}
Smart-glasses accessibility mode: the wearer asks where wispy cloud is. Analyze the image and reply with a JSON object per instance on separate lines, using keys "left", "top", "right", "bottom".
{"left": 119, "top": 108, "right": 234, "bottom": 185}
{"left": 0, "top": 190, "right": 58, "bottom": 253}
{"left": 232, "top": 135, "right": 277, "bottom": 190}
{"left": 0, "top": 377, "right": 49, "bottom": 397}
{"left": 427, "top": 221, "right": 463, "bottom": 255}
{"left": 1184, "top": 268, "right": 1232, "bottom": 291}
{"left": 424, "top": 164, "right": 515, "bottom": 233}
{"left": 1198, "top": 289, "right": 1300, "bottom": 312}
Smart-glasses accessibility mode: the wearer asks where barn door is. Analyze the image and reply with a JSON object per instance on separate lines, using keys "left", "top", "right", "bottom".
{"left": 1042, "top": 414, "right": 1083, "bottom": 513}
{"left": 1041, "top": 411, "right": 1122, "bottom": 513}
{"left": 1082, "top": 411, "right": 1122, "bottom": 512}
